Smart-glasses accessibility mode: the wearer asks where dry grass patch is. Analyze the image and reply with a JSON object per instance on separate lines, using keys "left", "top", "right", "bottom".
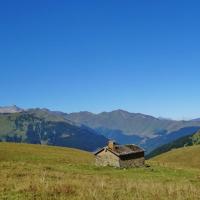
{"left": 1, "top": 143, "right": 200, "bottom": 200}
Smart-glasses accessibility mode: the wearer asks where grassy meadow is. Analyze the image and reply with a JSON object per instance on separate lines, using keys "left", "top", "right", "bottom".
{"left": 0, "top": 143, "right": 200, "bottom": 200}
{"left": 151, "top": 145, "right": 200, "bottom": 169}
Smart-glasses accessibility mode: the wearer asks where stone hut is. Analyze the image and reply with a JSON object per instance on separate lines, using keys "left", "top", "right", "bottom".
{"left": 94, "top": 141, "right": 145, "bottom": 168}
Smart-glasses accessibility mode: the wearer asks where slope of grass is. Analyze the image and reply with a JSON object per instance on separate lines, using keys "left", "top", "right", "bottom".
{"left": 0, "top": 113, "right": 108, "bottom": 151}
{"left": 152, "top": 145, "right": 200, "bottom": 170}
{"left": 1, "top": 142, "right": 200, "bottom": 200}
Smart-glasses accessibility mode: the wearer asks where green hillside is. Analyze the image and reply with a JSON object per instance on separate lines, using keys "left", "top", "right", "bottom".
{"left": 0, "top": 112, "right": 107, "bottom": 151}
{"left": 152, "top": 145, "right": 200, "bottom": 169}
{"left": 147, "top": 130, "right": 200, "bottom": 158}
{"left": 1, "top": 143, "right": 200, "bottom": 200}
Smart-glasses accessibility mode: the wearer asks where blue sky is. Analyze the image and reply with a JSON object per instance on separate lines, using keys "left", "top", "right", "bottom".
{"left": 0, "top": 0, "right": 200, "bottom": 119}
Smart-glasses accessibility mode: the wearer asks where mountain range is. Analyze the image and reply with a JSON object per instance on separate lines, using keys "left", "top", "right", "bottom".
{"left": 0, "top": 105, "right": 24, "bottom": 113}
{"left": 0, "top": 109, "right": 107, "bottom": 151}
{"left": 64, "top": 110, "right": 200, "bottom": 152}
{"left": 0, "top": 105, "right": 200, "bottom": 153}
{"left": 65, "top": 110, "right": 200, "bottom": 137}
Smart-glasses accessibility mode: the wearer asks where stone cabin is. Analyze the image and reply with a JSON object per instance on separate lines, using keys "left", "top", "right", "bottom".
{"left": 94, "top": 141, "right": 145, "bottom": 168}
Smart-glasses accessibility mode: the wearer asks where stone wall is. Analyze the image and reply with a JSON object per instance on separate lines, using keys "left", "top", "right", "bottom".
{"left": 119, "top": 157, "right": 145, "bottom": 168}
{"left": 95, "top": 149, "right": 120, "bottom": 167}
{"left": 95, "top": 149, "right": 145, "bottom": 168}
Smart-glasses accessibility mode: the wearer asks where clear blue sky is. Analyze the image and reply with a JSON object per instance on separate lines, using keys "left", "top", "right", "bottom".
{"left": 0, "top": 0, "right": 200, "bottom": 119}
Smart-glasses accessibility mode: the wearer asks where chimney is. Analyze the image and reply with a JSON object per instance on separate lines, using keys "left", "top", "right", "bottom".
{"left": 108, "top": 140, "right": 115, "bottom": 150}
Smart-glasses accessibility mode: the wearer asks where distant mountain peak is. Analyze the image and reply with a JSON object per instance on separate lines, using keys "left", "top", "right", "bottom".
{"left": 0, "top": 105, "right": 24, "bottom": 113}
{"left": 158, "top": 116, "right": 173, "bottom": 121}
{"left": 111, "top": 109, "right": 130, "bottom": 114}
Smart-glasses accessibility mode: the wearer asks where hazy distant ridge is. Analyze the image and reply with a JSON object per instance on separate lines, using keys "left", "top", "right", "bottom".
{"left": 65, "top": 109, "right": 200, "bottom": 138}
{"left": 1, "top": 106, "right": 200, "bottom": 153}
{"left": 0, "top": 105, "right": 24, "bottom": 113}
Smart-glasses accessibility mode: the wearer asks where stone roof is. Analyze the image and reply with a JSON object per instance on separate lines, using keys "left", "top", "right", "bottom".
{"left": 94, "top": 144, "right": 144, "bottom": 157}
